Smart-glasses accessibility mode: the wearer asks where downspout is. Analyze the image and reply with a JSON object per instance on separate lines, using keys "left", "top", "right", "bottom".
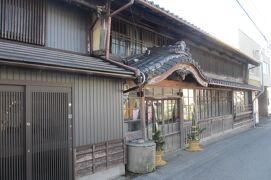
{"left": 105, "top": 0, "right": 135, "bottom": 60}
{"left": 103, "top": 0, "right": 142, "bottom": 78}
{"left": 253, "top": 63, "right": 265, "bottom": 102}
{"left": 252, "top": 63, "right": 265, "bottom": 127}
{"left": 71, "top": 0, "right": 139, "bottom": 76}
{"left": 92, "top": 54, "right": 141, "bottom": 77}
{"left": 104, "top": 0, "right": 150, "bottom": 141}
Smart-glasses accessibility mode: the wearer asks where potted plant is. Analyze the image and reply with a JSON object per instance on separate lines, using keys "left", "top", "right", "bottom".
{"left": 153, "top": 129, "right": 166, "bottom": 167}
{"left": 187, "top": 113, "right": 206, "bottom": 152}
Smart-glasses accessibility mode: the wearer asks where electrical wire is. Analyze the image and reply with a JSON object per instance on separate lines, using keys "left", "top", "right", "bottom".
{"left": 235, "top": 0, "right": 269, "bottom": 44}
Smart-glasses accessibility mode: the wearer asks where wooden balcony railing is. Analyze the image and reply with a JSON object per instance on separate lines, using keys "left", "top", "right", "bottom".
{"left": 233, "top": 104, "right": 253, "bottom": 116}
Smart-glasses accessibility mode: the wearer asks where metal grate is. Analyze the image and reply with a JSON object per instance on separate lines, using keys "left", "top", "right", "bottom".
{"left": 0, "top": 86, "right": 26, "bottom": 180}
{"left": 0, "top": 0, "right": 47, "bottom": 45}
{"left": 0, "top": 85, "right": 72, "bottom": 180}
{"left": 31, "top": 91, "right": 70, "bottom": 180}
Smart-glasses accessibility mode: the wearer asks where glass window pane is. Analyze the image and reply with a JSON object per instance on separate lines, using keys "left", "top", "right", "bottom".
{"left": 189, "top": 89, "right": 194, "bottom": 97}
{"left": 184, "top": 98, "right": 189, "bottom": 105}
{"left": 183, "top": 89, "right": 188, "bottom": 97}
{"left": 189, "top": 97, "right": 194, "bottom": 105}
{"left": 153, "top": 100, "right": 163, "bottom": 125}
{"left": 163, "top": 100, "right": 169, "bottom": 124}
{"left": 173, "top": 100, "right": 179, "bottom": 122}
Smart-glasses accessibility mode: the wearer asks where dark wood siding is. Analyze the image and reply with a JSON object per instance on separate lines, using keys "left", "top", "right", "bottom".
{"left": 189, "top": 45, "right": 245, "bottom": 82}
{"left": 0, "top": 0, "right": 46, "bottom": 45}
{"left": 75, "top": 139, "right": 126, "bottom": 178}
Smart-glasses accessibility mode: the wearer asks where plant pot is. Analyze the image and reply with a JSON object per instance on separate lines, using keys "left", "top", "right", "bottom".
{"left": 187, "top": 140, "right": 203, "bottom": 152}
{"left": 155, "top": 150, "right": 166, "bottom": 167}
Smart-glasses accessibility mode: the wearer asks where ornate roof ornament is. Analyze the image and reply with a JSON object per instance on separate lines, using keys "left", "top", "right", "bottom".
{"left": 169, "top": 41, "right": 188, "bottom": 54}
{"left": 124, "top": 41, "right": 209, "bottom": 86}
{"left": 175, "top": 69, "right": 190, "bottom": 80}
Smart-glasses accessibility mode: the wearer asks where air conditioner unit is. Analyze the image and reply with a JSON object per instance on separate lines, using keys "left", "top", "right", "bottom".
{"left": 253, "top": 49, "right": 261, "bottom": 60}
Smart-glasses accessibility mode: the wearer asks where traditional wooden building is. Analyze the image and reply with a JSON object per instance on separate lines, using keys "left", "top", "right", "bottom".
{"left": 0, "top": 0, "right": 261, "bottom": 179}
{"left": 99, "top": 0, "right": 260, "bottom": 153}
{"left": 124, "top": 41, "right": 259, "bottom": 152}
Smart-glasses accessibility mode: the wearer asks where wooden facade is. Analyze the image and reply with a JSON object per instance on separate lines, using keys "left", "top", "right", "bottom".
{"left": 0, "top": 0, "right": 261, "bottom": 179}
{"left": 123, "top": 40, "right": 257, "bottom": 152}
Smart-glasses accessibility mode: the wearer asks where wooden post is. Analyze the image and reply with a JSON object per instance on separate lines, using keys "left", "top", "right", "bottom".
{"left": 179, "top": 95, "right": 185, "bottom": 149}
{"left": 139, "top": 88, "right": 146, "bottom": 140}
{"left": 105, "top": 0, "right": 111, "bottom": 59}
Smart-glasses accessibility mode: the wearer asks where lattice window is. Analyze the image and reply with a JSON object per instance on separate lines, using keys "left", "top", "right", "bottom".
{"left": 183, "top": 89, "right": 194, "bottom": 121}
{"left": 233, "top": 91, "right": 251, "bottom": 114}
{"left": 111, "top": 18, "right": 174, "bottom": 58}
{"left": 196, "top": 89, "right": 232, "bottom": 120}
{"left": 0, "top": 0, "right": 46, "bottom": 45}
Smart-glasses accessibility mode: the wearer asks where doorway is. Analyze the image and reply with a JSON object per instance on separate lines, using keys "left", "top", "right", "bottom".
{"left": 0, "top": 85, "right": 73, "bottom": 180}
{"left": 146, "top": 98, "right": 181, "bottom": 152}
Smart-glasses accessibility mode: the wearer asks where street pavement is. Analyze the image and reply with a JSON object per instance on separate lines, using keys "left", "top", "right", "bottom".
{"left": 135, "top": 119, "right": 271, "bottom": 180}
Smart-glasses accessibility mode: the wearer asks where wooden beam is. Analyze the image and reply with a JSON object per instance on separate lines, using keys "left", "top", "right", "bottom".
{"left": 146, "top": 80, "right": 233, "bottom": 91}
{"left": 147, "top": 63, "right": 208, "bottom": 87}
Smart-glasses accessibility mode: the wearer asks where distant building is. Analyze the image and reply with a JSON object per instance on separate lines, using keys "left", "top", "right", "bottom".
{"left": 238, "top": 30, "right": 271, "bottom": 120}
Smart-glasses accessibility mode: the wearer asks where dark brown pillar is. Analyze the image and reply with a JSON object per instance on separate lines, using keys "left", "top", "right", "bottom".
{"left": 139, "top": 88, "right": 146, "bottom": 140}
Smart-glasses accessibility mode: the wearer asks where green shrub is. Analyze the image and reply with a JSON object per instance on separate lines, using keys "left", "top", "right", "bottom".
{"left": 153, "top": 130, "right": 165, "bottom": 151}
{"left": 187, "top": 113, "right": 206, "bottom": 141}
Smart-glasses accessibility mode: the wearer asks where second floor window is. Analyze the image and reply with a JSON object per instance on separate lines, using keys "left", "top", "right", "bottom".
{"left": 0, "top": 0, "right": 46, "bottom": 45}
{"left": 111, "top": 18, "right": 174, "bottom": 58}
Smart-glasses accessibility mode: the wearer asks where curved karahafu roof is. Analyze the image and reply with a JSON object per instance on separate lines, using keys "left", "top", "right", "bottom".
{"left": 124, "top": 41, "right": 260, "bottom": 91}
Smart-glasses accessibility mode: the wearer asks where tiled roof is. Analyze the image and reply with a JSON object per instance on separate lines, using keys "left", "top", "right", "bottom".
{"left": 137, "top": 0, "right": 209, "bottom": 35}
{"left": 209, "top": 79, "right": 260, "bottom": 91}
{"left": 0, "top": 40, "right": 134, "bottom": 78}
{"left": 135, "top": 0, "right": 260, "bottom": 66}
{"left": 125, "top": 41, "right": 208, "bottom": 81}
{"left": 125, "top": 41, "right": 260, "bottom": 90}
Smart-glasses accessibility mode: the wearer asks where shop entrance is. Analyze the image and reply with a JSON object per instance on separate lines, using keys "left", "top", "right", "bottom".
{"left": 0, "top": 85, "right": 72, "bottom": 180}
{"left": 146, "top": 98, "right": 181, "bottom": 152}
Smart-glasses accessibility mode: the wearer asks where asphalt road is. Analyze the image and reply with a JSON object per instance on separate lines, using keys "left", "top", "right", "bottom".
{"left": 135, "top": 119, "right": 271, "bottom": 180}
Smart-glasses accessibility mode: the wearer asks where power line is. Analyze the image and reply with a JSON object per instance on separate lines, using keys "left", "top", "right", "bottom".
{"left": 235, "top": 0, "right": 269, "bottom": 44}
